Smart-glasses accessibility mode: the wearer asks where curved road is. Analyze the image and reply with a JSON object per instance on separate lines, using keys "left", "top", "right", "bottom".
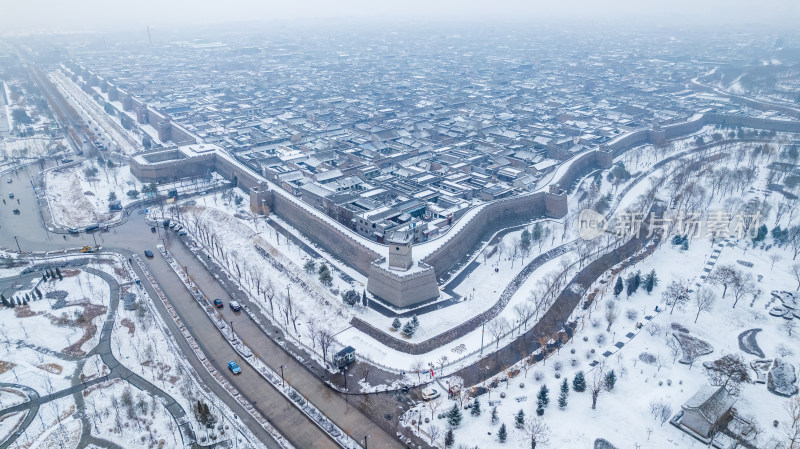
{"left": 0, "top": 164, "right": 409, "bottom": 448}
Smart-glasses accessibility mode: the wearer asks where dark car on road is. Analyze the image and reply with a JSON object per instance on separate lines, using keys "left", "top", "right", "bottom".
{"left": 143, "top": 250, "right": 154, "bottom": 258}
{"left": 230, "top": 301, "right": 241, "bottom": 312}
{"left": 213, "top": 298, "right": 224, "bottom": 308}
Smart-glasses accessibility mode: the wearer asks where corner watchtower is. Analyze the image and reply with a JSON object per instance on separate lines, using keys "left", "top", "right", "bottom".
{"left": 387, "top": 231, "right": 413, "bottom": 271}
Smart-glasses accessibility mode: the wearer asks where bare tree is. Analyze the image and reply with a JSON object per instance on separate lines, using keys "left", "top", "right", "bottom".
{"left": 785, "top": 396, "right": 800, "bottom": 449}
{"left": 792, "top": 263, "right": 800, "bottom": 290}
{"left": 514, "top": 301, "right": 533, "bottom": 331}
{"left": 510, "top": 237, "right": 520, "bottom": 268}
{"left": 649, "top": 400, "right": 672, "bottom": 426}
{"left": 359, "top": 363, "right": 371, "bottom": 382}
{"left": 410, "top": 360, "right": 424, "bottom": 383}
{"left": 704, "top": 354, "right": 751, "bottom": 395}
{"left": 708, "top": 265, "right": 738, "bottom": 298}
{"left": 488, "top": 317, "right": 509, "bottom": 349}
{"left": 730, "top": 272, "right": 756, "bottom": 308}
{"left": 662, "top": 280, "right": 690, "bottom": 315}
{"left": 437, "top": 356, "right": 448, "bottom": 376}
{"left": 522, "top": 417, "right": 550, "bottom": 449}
{"left": 590, "top": 367, "right": 608, "bottom": 410}
{"left": 605, "top": 300, "right": 619, "bottom": 331}
{"left": 785, "top": 320, "right": 797, "bottom": 338}
{"left": 424, "top": 397, "right": 442, "bottom": 422}
{"left": 317, "top": 329, "right": 334, "bottom": 366}
{"left": 768, "top": 254, "right": 782, "bottom": 270}
{"left": 263, "top": 278, "right": 276, "bottom": 318}
{"left": 426, "top": 423, "right": 441, "bottom": 445}
{"left": 693, "top": 287, "right": 716, "bottom": 323}
{"left": 666, "top": 335, "right": 681, "bottom": 363}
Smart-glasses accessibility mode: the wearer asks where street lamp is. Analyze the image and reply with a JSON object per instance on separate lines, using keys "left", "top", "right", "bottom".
{"left": 13, "top": 236, "right": 21, "bottom": 252}
{"left": 279, "top": 365, "right": 285, "bottom": 387}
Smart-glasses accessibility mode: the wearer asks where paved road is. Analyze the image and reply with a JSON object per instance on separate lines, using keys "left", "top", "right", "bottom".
{"left": 163, "top": 235, "right": 406, "bottom": 448}
{"left": 138, "top": 242, "right": 341, "bottom": 448}
{"left": 0, "top": 265, "right": 199, "bottom": 449}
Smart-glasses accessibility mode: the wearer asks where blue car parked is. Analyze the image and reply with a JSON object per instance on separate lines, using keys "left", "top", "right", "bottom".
{"left": 228, "top": 361, "right": 241, "bottom": 374}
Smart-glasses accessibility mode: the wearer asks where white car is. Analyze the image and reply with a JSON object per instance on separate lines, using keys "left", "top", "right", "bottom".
{"left": 421, "top": 388, "right": 440, "bottom": 401}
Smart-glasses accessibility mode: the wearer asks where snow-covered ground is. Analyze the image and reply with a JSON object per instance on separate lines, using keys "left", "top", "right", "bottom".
{"left": 401, "top": 133, "right": 800, "bottom": 448}
{"left": 162, "top": 129, "right": 724, "bottom": 380}
{"left": 83, "top": 378, "right": 181, "bottom": 448}
{"left": 0, "top": 255, "right": 263, "bottom": 448}
{"left": 44, "top": 159, "right": 226, "bottom": 228}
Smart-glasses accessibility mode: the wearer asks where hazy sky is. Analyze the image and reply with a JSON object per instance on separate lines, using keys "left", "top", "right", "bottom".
{"left": 2, "top": 0, "right": 799, "bottom": 35}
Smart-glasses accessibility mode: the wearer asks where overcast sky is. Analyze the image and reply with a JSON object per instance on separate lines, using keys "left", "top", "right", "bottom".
{"left": 2, "top": 0, "right": 799, "bottom": 35}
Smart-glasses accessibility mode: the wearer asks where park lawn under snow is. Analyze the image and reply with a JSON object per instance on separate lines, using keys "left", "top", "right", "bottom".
{"left": 83, "top": 378, "right": 181, "bottom": 448}
{"left": 44, "top": 160, "right": 135, "bottom": 228}
{"left": 405, "top": 220, "right": 800, "bottom": 449}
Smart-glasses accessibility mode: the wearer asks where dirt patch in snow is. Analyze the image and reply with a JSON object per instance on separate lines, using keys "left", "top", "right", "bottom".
{"left": 120, "top": 318, "right": 135, "bottom": 335}
{"left": 43, "top": 301, "right": 108, "bottom": 357}
{"left": 0, "top": 361, "right": 15, "bottom": 374}
{"left": 37, "top": 363, "right": 63, "bottom": 375}
{"left": 13, "top": 305, "right": 39, "bottom": 318}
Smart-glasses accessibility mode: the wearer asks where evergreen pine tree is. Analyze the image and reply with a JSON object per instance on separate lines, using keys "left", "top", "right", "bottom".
{"left": 497, "top": 423, "right": 507, "bottom": 442}
{"left": 303, "top": 260, "right": 316, "bottom": 274}
{"left": 573, "top": 371, "right": 586, "bottom": 392}
{"left": 471, "top": 398, "right": 481, "bottom": 417}
{"left": 42, "top": 274, "right": 47, "bottom": 283}
{"left": 411, "top": 314, "right": 419, "bottom": 327}
{"left": 361, "top": 290, "right": 368, "bottom": 307}
{"left": 56, "top": 267, "right": 63, "bottom": 280}
{"left": 558, "top": 388, "right": 568, "bottom": 409}
{"left": 1, "top": 295, "right": 6, "bottom": 307}
{"left": 35, "top": 288, "right": 42, "bottom": 299}
{"left": 444, "top": 428, "right": 454, "bottom": 448}
{"left": 626, "top": 272, "right": 637, "bottom": 297}
{"left": 644, "top": 269, "right": 658, "bottom": 294}
{"left": 514, "top": 409, "right": 525, "bottom": 429}
{"left": 604, "top": 370, "right": 617, "bottom": 391}
{"left": 402, "top": 321, "right": 416, "bottom": 337}
{"left": 681, "top": 239, "right": 689, "bottom": 251}
{"left": 520, "top": 228, "right": 531, "bottom": 251}
{"left": 447, "top": 404, "right": 463, "bottom": 427}
{"left": 536, "top": 385, "right": 549, "bottom": 409}
{"left": 491, "top": 406, "right": 498, "bottom": 424}
{"left": 318, "top": 265, "right": 333, "bottom": 287}
{"left": 25, "top": 293, "right": 30, "bottom": 303}
{"left": 613, "top": 277, "right": 624, "bottom": 297}
{"left": 391, "top": 318, "right": 401, "bottom": 330}
{"left": 633, "top": 270, "right": 642, "bottom": 291}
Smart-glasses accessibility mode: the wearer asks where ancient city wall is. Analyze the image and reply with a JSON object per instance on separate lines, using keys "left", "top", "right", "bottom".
{"left": 268, "top": 189, "right": 381, "bottom": 276}
{"left": 422, "top": 191, "right": 561, "bottom": 278}
{"left": 129, "top": 152, "right": 214, "bottom": 182}
{"left": 367, "top": 261, "right": 441, "bottom": 308}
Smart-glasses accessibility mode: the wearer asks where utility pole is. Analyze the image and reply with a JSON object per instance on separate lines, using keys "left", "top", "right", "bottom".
{"left": 13, "top": 236, "right": 21, "bottom": 252}
{"left": 280, "top": 365, "right": 285, "bottom": 387}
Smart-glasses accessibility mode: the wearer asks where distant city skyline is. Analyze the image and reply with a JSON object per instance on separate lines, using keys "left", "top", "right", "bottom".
{"left": 1, "top": 0, "right": 799, "bottom": 35}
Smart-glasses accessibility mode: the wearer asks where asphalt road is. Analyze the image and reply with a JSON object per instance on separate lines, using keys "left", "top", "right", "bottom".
{"left": 0, "top": 163, "right": 408, "bottom": 448}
